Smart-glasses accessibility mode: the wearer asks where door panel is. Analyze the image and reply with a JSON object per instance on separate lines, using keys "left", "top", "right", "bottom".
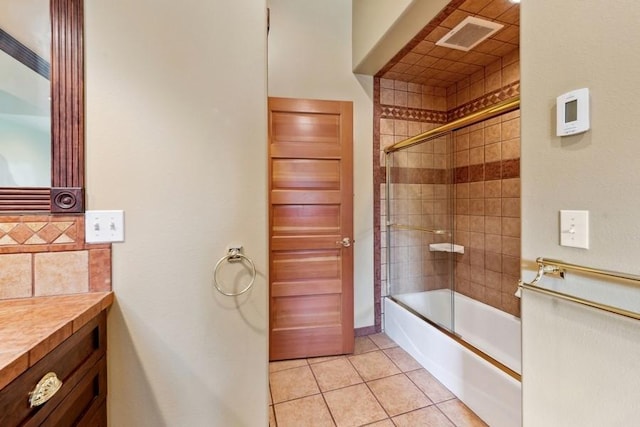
{"left": 272, "top": 159, "right": 341, "bottom": 189}
{"left": 270, "top": 191, "right": 341, "bottom": 205}
{"left": 272, "top": 294, "right": 342, "bottom": 329}
{"left": 271, "top": 280, "right": 342, "bottom": 297}
{"left": 272, "top": 205, "right": 341, "bottom": 235}
{"left": 268, "top": 97, "right": 354, "bottom": 361}
{"left": 272, "top": 250, "right": 341, "bottom": 282}
{"left": 271, "top": 111, "right": 342, "bottom": 145}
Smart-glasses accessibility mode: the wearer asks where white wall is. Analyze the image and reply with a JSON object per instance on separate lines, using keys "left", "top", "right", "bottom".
{"left": 267, "top": 0, "right": 375, "bottom": 329}
{"left": 85, "top": 0, "right": 269, "bottom": 425}
{"left": 521, "top": 0, "right": 640, "bottom": 424}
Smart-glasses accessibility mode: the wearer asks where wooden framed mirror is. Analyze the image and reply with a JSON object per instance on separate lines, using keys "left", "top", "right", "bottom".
{"left": 0, "top": 0, "right": 84, "bottom": 213}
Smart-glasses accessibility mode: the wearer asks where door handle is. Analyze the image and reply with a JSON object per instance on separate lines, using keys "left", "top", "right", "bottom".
{"left": 336, "top": 237, "right": 351, "bottom": 248}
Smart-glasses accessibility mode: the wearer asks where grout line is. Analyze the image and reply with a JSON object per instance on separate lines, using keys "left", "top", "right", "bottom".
{"left": 362, "top": 378, "right": 392, "bottom": 422}
{"left": 268, "top": 384, "right": 277, "bottom": 427}
{"left": 435, "top": 401, "right": 461, "bottom": 427}
{"left": 270, "top": 403, "right": 278, "bottom": 427}
{"left": 345, "top": 349, "right": 393, "bottom": 424}
{"left": 307, "top": 365, "right": 338, "bottom": 427}
{"left": 403, "top": 368, "right": 449, "bottom": 405}
{"left": 268, "top": 359, "right": 309, "bottom": 374}
{"left": 271, "top": 390, "right": 323, "bottom": 406}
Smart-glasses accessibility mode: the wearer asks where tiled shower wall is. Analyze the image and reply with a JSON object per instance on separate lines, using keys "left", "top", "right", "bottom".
{"left": 376, "top": 48, "right": 520, "bottom": 318}
{"left": 0, "top": 214, "right": 111, "bottom": 299}
{"left": 451, "top": 109, "right": 520, "bottom": 316}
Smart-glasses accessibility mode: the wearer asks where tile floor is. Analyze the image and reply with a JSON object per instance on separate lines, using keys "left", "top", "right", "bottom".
{"left": 269, "top": 333, "right": 488, "bottom": 427}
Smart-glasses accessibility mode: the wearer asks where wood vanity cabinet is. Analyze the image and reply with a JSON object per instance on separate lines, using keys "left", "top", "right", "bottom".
{"left": 0, "top": 311, "right": 107, "bottom": 426}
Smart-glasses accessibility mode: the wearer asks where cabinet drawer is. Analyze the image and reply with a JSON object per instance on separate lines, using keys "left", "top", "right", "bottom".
{"left": 39, "top": 356, "right": 107, "bottom": 427}
{"left": 0, "top": 311, "right": 107, "bottom": 426}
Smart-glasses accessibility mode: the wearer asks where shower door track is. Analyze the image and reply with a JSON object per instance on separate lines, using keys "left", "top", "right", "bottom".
{"left": 385, "top": 96, "right": 520, "bottom": 154}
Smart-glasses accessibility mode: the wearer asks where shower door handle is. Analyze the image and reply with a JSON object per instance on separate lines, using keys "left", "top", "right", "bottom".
{"left": 336, "top": 237, "right": 351, "bottom": 248}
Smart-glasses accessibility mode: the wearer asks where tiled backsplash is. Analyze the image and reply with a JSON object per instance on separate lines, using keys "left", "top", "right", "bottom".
{"left": 0, "top": 214, "right": 111, "bottom": 299}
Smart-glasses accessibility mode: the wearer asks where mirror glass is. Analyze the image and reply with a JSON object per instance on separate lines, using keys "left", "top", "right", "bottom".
{"left": 0, "top": 0, "right": 51, "bottom": 187}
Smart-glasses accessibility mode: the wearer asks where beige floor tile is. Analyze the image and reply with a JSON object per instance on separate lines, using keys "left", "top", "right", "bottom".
{"left": 392, "top": 406, "right": 455, "bottom": 427}
{"left": 353, "top": 336, "right": 379, "bottom": 354}
{"left": 437, "top": 399, "right": 488, "bottom": 427}
{"left": 367, "top": 374, "right": 432, "bottom": 417}
{"left": 274, "top": 394, "right": 335, "bottom": 427}
{"left": 348, "top": 350, "right": 400, "bottom": 381}
{"left": 270, "top": 365, "right": 320, "bottom": 403}
{"left": 368, "top": 333, "right": 398, "bottom": 349}
{"left": 308, "top": 354, "right": 343, "bottom": 365}
{"left": 324, "top": 384, "right": 388, "bottom": 427}
{"left": 383, "top": 347, "right": 422, "bottom": 372}
{"left": 270, "top": 358, "right": 309, "bottom": 372}
{"left": 406, "top": 369, "right": 456, "bottom": 403}
{"left": 365, "top": 420, "right": 395, "bottom": 427}
{"left": 267, "top": 335, "right": 472, "bottom": 427}
{"left": 310, "top": 357, "right": 363, "bottom": 392}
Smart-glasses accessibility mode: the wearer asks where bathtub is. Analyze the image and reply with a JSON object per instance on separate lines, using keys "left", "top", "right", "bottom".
{"left": 385, "top": 290, "right": 522, "bottom": 427}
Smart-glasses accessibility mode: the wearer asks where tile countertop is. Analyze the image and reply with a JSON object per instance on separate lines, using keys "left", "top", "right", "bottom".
{"left": 0, "top": 292, "right": 114, "bottom": 390}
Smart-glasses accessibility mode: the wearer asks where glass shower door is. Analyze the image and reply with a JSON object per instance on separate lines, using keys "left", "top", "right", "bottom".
{"left": 385, "top": 132, "right": 455, "bottom": 332}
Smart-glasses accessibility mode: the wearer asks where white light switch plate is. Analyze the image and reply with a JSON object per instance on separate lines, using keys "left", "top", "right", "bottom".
{"left": 560, "top": 210, "right": 589, "bottom": 249}
{"left": 85, "top": 210, "right": 125, "bottom": 243}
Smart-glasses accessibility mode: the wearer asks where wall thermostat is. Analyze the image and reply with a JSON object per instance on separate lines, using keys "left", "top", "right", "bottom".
{"left": 556, "top": 88, "right": 590, "bottom": 136}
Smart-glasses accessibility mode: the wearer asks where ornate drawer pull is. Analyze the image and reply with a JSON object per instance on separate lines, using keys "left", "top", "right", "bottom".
{"left": 29, "top": 372, "right": 63, "bottom": 407}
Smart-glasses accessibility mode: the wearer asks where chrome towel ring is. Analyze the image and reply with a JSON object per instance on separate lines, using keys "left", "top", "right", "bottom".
{"left": 213, "top": 247, "right": 256, "bottom": 296}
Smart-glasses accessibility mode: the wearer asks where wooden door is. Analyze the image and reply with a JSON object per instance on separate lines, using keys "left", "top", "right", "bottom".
{"left": 268, "top": 97, "right": 354, "bottom": 361}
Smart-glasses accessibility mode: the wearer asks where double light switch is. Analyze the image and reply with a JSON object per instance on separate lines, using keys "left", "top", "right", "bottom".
{"left": 85, "top": 210, "right": 125, "bottom": 243}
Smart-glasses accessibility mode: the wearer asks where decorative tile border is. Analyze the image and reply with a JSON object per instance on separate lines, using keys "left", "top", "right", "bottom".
{"left": 380, "top": 106, "right": 448, "bottom": 123}
{"left": 0, "top": 215, "right": 84, "bottom": 252}
{"left": 379, "top": 81, "right": 520, "bottom": 125}
{"left": 449, "top": 82, "right": 520, "bottom": 121}
{"left": 372, "top": 78, "right": 383, "bottom": 334}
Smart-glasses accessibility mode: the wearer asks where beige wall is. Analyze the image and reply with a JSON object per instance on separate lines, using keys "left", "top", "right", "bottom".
{"left": 352, "top": 0, "right": 412, "bottom": 72}
{"left": 267, "top": 0, "right": 375, "bottom": 328}
{"left": 352, "top": 0, "right": 450, "bottom": 74}
{"left": 521, "top": 0, "right": 640, "bottom": 271}
{"left": 85, "top": 0, "right": 269, "bottom": 425}
{"left": 521, "top": 0, "right": 640, "bottom": 424}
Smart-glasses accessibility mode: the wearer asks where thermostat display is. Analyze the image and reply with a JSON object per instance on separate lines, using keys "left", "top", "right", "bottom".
{"left": 557, "top": 88, "right": 590, "bottom": 136}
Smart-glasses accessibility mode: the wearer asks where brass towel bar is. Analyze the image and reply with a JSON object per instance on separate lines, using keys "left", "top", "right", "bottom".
{"left": 387, "top": 223, "right": 449, "bottom": 235}
{"left": 519, "top": 257, "right": 640, "bottom": 321}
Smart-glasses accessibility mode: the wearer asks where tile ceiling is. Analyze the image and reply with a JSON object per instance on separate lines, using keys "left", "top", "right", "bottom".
{"left": 377, "top": 0, "right": 520, "bottom": 87}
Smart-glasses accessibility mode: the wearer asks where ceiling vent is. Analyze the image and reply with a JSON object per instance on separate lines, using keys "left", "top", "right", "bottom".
{"left": 436, "top": 16, "right": 504, "bottom": 51}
